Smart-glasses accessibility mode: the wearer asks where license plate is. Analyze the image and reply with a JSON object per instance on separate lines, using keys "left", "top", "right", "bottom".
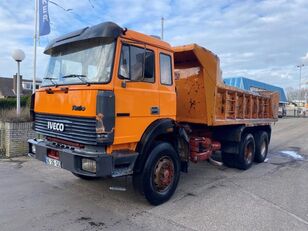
{"left": 46, "top": 156, "right": 61, "bottom": 168}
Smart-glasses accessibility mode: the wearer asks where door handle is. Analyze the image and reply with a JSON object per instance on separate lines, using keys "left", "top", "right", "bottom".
{"left": 151, "top": 106, "right": 160, "bottom": 115}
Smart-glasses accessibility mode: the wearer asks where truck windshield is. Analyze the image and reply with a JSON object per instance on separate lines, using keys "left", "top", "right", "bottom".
{"left": 42, "top": 39, "right": 115, "bottom": 86}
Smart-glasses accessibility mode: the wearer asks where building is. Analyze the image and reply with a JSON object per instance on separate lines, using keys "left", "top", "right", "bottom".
{"left": 0, "top": 76, "right": 41, "bottom": 98}
{"left": 224, "top": 76, "right": 287, "bottom": 103}
{"left": 224, "top": 76, "right": 288, "bottom": 117}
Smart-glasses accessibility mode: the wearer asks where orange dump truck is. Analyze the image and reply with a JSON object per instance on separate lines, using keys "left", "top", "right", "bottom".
{"left": 28, "top": 22, "right": 278, "bottom": 205}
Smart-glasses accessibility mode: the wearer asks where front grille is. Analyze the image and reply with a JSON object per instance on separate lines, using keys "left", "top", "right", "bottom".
{"left": 34, "top": 113, "right": 97, "bottom": 145}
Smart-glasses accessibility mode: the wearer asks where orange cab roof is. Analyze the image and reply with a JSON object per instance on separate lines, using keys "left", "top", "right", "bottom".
{"left": 122, "top": 29, "right": 172, "bottom": 51}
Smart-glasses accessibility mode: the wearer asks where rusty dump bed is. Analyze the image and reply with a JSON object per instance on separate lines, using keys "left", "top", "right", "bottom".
{"left": 173, "top": 44, "right": 279, "bottom": 126}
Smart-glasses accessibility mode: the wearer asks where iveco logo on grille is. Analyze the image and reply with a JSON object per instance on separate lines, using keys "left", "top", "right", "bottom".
{"left": 47, "top": 121, "right": 65, "bottom": 132}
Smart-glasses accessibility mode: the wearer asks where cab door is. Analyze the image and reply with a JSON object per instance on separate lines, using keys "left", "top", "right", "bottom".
{"left": 113, "top": 41, "right": 159, "bottom": 145}
{"left": 157, "top": 50, "right": 176, "bottom": 120}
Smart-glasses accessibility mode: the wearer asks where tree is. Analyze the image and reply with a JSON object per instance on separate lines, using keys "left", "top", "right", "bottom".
{"left": 285, "top": 87, "right": 308, "bottom": 102}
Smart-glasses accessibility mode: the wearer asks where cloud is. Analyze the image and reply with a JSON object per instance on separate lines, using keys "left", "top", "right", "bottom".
{"left": 0, "top": 0, "right": 307, "bottom": 89}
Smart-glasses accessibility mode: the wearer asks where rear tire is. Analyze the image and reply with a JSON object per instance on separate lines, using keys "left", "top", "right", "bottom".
{"left": 254, "top": 131, "right": 269, "bottom": 163}
{"left": 237, "top": 133, "right": 255, "bottom": 170}
{"left": 222, "top": 133, "right": 255, "bottom": 170}
{"left": 136, "top": 142, "right": 180, "bottom": 205}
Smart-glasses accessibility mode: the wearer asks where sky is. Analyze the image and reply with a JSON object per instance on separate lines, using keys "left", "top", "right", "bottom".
{"left": 0, "top": 0, "right": 308, "bottom": 89}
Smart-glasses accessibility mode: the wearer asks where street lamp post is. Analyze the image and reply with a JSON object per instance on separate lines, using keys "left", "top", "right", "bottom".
{"left": 11, "top": 49, "right": 25, "bottom": 116}
{"left": 161, "top": 17, "right": 164, "bottom": 40}
{"left": 297, "top": 64, "right": 305, "bottom": 102}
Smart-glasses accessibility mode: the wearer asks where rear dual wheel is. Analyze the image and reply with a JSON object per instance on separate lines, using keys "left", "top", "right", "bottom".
{"left": 254, "top": 131, "right": 269, "bottom": 163}
{"left": 222, "top": 133, "right": 255, "bottom": 170}
{"left": 237, "top": 133, "right": 255, "bottom": 170}
{"left": 222, "top": 131, "right": 269, "bottom": 170}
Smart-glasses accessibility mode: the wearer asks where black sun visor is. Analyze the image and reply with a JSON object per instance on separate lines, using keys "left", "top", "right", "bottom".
{"left": 44, "top": 21, "right": 124, "bottom": 55}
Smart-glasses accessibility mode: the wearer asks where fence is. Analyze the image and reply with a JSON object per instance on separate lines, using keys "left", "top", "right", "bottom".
{"left": 285, "top": 109, "right": 307, "bottom": 118}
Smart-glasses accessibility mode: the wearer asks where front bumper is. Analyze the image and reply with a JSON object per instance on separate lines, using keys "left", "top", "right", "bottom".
{"left": 28, "top": 139, "right": 137, "bottom": 178}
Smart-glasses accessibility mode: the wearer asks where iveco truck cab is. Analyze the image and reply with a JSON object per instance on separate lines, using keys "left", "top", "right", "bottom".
{"left": 29, "top": 22, "right": 180, "bottom": 205}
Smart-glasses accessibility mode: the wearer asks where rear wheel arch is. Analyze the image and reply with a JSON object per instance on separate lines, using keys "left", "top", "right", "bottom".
{"left": 213, "top": 124, "right": 246, "bottom": 143}
{"left": 242, "top": 125, "right": 271, "bottom": 141}
{"left": 225, "top": 125, "right": 271, "bottom": 154}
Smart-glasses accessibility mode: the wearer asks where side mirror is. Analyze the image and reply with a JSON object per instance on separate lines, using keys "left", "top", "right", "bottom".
{"left": 121, "top": 80, "right": 127, "bottom": 88}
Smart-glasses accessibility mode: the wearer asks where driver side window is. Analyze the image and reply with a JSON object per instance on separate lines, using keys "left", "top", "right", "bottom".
{"left": 119, "top": 44, "right": 155, "bottom": 83}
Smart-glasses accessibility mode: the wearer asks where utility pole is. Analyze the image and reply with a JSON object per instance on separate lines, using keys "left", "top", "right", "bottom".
{"left": 161, "top": 17, "right": 164, "bottom": 40}
{"left": 33, "top": 0, "right": 38, "bottom": 93}
{"left": 297, "top": 64, "right": 305, "bottom": 101}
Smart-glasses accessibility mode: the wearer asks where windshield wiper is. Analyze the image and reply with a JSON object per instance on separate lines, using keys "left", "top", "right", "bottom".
{"left": 62, "top": 74, "right": 90, "bottom": 86}
{"left": 43, "top": 77, "right": 57, "bottom": 86}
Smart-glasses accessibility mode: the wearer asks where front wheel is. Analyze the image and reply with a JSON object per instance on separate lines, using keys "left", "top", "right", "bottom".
{"left": 140, "top": 142, "right": 180, "bottom": 205}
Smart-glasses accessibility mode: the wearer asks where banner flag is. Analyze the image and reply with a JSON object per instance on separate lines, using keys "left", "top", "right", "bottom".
{"left": 39, "top": 0, "right": 50, "bottom": 36}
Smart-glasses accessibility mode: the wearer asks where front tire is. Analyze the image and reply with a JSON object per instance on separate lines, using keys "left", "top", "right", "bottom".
{"left": 139, "top": 142, "right": 180, "bottom": 205}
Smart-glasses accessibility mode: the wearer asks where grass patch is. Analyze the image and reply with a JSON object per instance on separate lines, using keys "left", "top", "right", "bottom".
{"left": 0, "top": 107, "right": 31, "bottom": 122}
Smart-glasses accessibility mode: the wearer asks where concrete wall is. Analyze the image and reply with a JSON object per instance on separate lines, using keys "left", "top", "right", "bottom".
{"left": 0, "top": 122, "right": 36, "bottom": 157}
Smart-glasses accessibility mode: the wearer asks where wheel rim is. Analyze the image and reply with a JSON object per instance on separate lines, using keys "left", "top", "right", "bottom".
{"left": 153, "top": 156, "right": 175, "bottom": 193}
{"left": 260, "top": 140, "right": 267, "bottom": 158}
{"left": 244, "top": 141, "right": 254, "bottom": 164}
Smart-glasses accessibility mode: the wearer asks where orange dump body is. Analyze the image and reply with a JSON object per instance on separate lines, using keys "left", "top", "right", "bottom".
{"left": 174, "top": 44, "right": 279, "bottom": 126}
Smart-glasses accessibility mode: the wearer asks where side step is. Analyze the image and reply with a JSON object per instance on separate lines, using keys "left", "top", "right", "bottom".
{"left": 111, "top": 151, "right": 138, "bottom": 177}
{"left": 112, "top": 167, "right": 133, "bottom": 177}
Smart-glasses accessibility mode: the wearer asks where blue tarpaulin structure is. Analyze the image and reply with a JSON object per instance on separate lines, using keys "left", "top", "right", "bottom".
{"left": 224, "top": 76, "right": 288, "bottom": 103}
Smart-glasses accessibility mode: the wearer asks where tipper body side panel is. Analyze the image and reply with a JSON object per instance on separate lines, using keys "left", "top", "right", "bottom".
{"left": 174, "top": 44, "right": 279, "bottom": 126}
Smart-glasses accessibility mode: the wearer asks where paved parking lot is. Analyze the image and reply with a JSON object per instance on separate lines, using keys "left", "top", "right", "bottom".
{"left": 0, "top": 118, "right": 308, "bottom": 231}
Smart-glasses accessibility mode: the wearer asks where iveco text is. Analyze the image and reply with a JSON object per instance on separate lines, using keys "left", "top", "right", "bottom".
{"left": 47, "top": 122, "right": 65, "bottom": 132}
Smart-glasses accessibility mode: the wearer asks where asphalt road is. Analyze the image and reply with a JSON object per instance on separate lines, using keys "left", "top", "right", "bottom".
{"left": 0, "top": 118, "right": 308, "bottom": 231}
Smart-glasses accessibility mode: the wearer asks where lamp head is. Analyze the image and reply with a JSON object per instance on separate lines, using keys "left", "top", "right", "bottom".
{"left": 11, "top": 49, "right": 25, "bottom": 62}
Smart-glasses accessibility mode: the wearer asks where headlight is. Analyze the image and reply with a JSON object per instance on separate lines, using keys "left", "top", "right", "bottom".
{"left": 81, "top": 158, "right": 96, "bottom": 173}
